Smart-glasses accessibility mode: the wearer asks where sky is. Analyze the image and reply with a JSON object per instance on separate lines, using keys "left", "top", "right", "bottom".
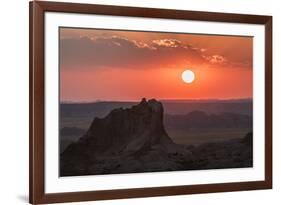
{"left": 60, "top": 27, "right": 253, "bottom": 102}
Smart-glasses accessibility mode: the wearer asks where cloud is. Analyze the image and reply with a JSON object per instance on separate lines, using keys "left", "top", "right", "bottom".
{"left": 205, "top": 55, "right": 228, "bottom": 64}
{"left": 152, "top": 39, "right": 182, "bottom": 48}
{"left": 60, "top": 35, "right": 248, "bottom": 70}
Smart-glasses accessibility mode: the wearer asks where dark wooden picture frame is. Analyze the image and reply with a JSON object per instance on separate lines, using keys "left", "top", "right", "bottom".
{"left": 29, "top": 1, "right": 272, "bottom": 204}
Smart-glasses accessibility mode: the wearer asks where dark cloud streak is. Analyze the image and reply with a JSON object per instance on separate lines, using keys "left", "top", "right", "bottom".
{"left": 60, "top": 36, "right": 250, "bottom": 70}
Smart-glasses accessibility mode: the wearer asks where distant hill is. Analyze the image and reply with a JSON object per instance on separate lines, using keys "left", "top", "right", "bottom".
{"left": 60, "top": 127, "right": 85, "bottom": 136}
{"left": 164, "top": 111, "right": 252, "bottom": 130}
{"left": 160, "top": 98, "right": 252, "bottom": 103}
{"left": 60, "top": 98, "right": 252, "bottom": 119}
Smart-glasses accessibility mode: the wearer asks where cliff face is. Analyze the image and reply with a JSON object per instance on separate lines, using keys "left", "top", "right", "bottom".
{"left": 60, "top": 98, "right": 253, "bottom": 176}
{"left": 60, "top": 99, "right": 190, "bottom": 176}
{"left": 82, "top": 98, "right": 173, "bottom": 155}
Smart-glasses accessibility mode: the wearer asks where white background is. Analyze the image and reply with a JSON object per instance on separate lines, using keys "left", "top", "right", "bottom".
{"left": 0, "top": 0, "right": 279, "bottom": 204}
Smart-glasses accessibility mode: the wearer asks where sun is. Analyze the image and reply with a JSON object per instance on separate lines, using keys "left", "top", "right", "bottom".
{"left": 181, "top": 70, "right": 195, "bottom": 84}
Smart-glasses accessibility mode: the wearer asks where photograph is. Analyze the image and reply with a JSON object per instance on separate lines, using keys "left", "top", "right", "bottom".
{"left": 29, "top": 1, "right": 272, "bottom": 203}
{"left": 59, "top": 28, "right": 253, "bottom": 177}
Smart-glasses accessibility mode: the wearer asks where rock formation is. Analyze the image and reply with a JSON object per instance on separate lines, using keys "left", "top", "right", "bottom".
{"left": 60, "top": 98, "right": 252, "bottom": 176}
{"left": 60, "top": 98, "right": 191, "bottom": 176}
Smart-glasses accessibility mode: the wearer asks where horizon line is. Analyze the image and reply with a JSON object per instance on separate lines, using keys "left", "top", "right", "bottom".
{"left": 60, "top": 97, "right": 253, "bottom": 104}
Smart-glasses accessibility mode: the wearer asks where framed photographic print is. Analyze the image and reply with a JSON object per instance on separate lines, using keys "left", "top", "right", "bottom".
{"left": 29, "top": 1, "right": 272, "bottom": 204}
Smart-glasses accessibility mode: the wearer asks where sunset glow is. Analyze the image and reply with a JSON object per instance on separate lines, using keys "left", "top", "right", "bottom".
{"left": 60, "top": 28, "right": 253, "bottom": 102}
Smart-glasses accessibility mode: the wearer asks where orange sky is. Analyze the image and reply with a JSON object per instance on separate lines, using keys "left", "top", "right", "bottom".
{"left": 60, "top": 28, "right": 253, "bottom": 102}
